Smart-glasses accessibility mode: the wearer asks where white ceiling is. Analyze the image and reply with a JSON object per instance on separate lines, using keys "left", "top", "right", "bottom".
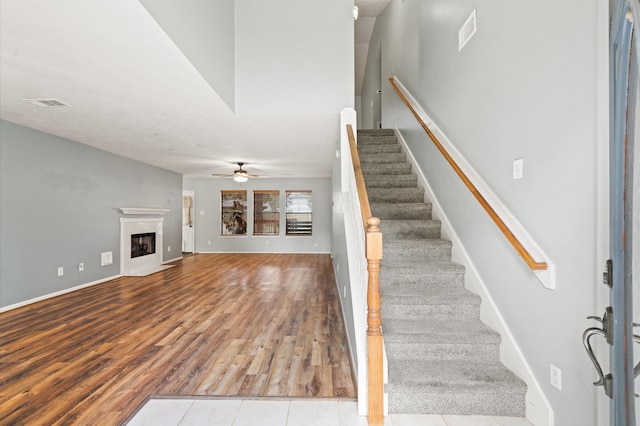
{"left": 0, "top": 0, "right": 388, "bottom": 179}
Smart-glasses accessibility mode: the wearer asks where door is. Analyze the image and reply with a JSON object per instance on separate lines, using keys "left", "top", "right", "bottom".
{"left": 182, "top": 190, "right": 195, "bottom": 253}
{"left": 610, "top": 2, "right": 639, "bottom": 424}
{"left": 584, "top": 1, "right": 639, "bottom": 425}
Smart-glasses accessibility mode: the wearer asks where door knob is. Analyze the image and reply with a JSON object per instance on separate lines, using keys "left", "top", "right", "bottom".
{"left": 583, "top": 307, "right": 614, "bottom": 397}
{"left": 583, "top": 326, "right": 608, "bottom": 387}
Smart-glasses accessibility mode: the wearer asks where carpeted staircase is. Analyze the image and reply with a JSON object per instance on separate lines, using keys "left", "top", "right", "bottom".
{"left": 357, "top": 128, "right": 527, "bottom": 416}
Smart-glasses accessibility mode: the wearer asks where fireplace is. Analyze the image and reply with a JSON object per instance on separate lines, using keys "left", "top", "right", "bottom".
{"left": 120, "top": 217, "right": 163, "bottom": 276}
{"left": 131, "top": 232, "right": 156, "bottom": 258}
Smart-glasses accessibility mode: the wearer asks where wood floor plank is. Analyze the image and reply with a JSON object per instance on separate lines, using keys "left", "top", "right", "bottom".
{"left": 0, "top": 253, "right": 356, "bottom": 425}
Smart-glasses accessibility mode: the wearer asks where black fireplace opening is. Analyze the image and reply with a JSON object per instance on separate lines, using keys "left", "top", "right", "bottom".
{"left": 131, "top": 232, "right": 156, "bottom": 258}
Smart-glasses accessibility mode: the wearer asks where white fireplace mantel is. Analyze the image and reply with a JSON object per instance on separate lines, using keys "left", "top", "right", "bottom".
{"left": 120, "top": 207, "right": 169, "bottom": 215}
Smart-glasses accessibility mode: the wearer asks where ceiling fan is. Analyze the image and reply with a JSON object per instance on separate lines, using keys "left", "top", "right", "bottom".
{"left": 212, "top": 162, "right": 266, "bottom": 183}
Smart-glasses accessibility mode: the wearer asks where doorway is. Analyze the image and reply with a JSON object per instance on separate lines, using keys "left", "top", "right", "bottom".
{"left": 182, "top": 190, "right": 195, "bottom": 253}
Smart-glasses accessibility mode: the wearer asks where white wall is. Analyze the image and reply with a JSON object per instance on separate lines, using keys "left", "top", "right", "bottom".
{"left": 140, "top": 0, "right": 236, "bottom": 110}
{"left": 183, "top": 177, "right": 331, "bottom": 253}
{"left": 140, "top": 0, "right": 354, "bottom": 116}
{"left": 331, "top": 141, "right": 358, "bottom": 374}
{"left": 235, "top": 0, "right": 354, "bottom": 114}
{"left": 361, "top": 1, "right": 607, "bottom": 425}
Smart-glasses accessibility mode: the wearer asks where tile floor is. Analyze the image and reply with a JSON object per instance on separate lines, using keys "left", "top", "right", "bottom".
{"left": 126, "top": 398, "right": 534, "bottom": 426}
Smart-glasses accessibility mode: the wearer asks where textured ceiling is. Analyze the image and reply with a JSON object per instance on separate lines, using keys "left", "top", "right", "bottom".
{"left": 0, "top": 0, "right": 388, "bottom": 179}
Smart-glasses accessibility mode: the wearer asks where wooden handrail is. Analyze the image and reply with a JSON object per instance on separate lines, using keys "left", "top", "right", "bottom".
{"left": 347, "top": 125, "right": 373, "bottom": 226}
{"left": 388, "top": 77, "right": 548, "bottom": 271}
{"left": 346, "top": 124, "right": 384, "bottom": 426}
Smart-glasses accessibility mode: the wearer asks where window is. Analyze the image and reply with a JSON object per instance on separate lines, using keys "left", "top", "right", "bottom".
{"left": 254, "top": 190, "right": 280, "bottom": 235}
{"left": 285, "top": 191, "right": 312, "bottom": 236}
{"left": 221, "top": 190, "right": 247, "bottom": 235}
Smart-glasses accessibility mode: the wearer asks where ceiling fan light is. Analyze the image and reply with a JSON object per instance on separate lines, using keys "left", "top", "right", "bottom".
{"left": 233, "top": 174, "right": 248, "bottom": 183}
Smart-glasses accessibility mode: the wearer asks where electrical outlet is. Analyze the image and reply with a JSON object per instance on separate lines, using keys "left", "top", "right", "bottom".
{"left": 207, "top": 240, "right": 212, "bottom": 245}
{"left": 513, "top": 158, "right": 523, "bottom": 179}
{"left": 78, "top": 263, "right": 84, "bottom": 272}
{"left": 550, "top": 364, "right": 562, "bottom": 390}
{"left": 167, "top": 246, "right": 171, "bottom": 252}
{"left": 57, "top": 267, "right": 64, "bottom": 276}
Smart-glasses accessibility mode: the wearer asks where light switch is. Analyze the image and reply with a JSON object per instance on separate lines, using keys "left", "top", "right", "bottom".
{"left": 513, "top": 158, "right": 523, "bottom": 179}
{"left": 550, "top": 364, "right": 562, "bottom": 390}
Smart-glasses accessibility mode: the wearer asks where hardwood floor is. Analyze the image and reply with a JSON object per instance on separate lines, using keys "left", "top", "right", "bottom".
{"left": 0, "top": 253, "right": 356, "bottom": 425}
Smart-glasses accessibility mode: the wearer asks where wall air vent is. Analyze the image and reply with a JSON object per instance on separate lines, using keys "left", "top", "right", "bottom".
{"left": 458, "top": 9, "right": 477, "bottom": 51}
{"left": 23, "top": 98, "right": 70, "bottom": 107}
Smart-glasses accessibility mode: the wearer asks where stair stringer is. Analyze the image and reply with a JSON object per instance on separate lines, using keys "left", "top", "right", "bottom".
{"left": 394, "top": 129, "right": 554, "bottom": 426}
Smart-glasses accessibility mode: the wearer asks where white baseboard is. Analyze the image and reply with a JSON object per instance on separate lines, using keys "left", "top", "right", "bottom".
{"left": 0, "top": 274, "right": 122, "bottom": 313}
{"left": 2, "top": 256, "right": 184, "bottom": 312}
{"left": 396, "top": 129, "right": 553, "bottom": 426}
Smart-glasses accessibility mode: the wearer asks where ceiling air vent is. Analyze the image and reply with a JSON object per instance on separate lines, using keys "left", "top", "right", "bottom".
{"left": 23, "top": 98, "right": 70, "bottom": 107}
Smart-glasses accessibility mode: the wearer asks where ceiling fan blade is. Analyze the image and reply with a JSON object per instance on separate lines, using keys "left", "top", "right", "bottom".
{"left": 211, "top": 173, "right": 234, "bottom": 177}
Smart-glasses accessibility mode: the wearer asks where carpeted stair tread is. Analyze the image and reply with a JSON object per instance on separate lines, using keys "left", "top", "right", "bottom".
{"left": 380, "top": 260, "right": 465, "bottom": 274}
{"left": 362, "top": 163, "right": 412, "bottom": 175}
{"left": 385, "top": 342, "right": 500, "bottom": 364}
{"left": 384, "top": 318, "right": 501, "bottom": 345}
{"left": 382, "top": 282, "right": 477, "bottom": 297}
{"left": 388, "top": 359, "right": 526, "bottom": 390}
{"left": 364, "top": 174, "right": 418, "bottom": 188}
{"left": 387, "top": 360, "right": 526, "bottom": 416}
{"left": 383, "top": 239, "right": 452, "bottom": 262}
{"left": 379, "top": 261, "right": 465, "bottom": 288}
{"left": 382, "top": 300, "right": 480, "bottom": 321}
{"left": 371, "top": 202, "right": 432, "bottom": 220}
{"left": 368, "top": 187, "right": 425, "bottom": 203}
{"left": 359, "top": 153, "right": 407, "bottom": 163}
{"left": 358, "top": 137, "right": 399, "bottom": 146}
{"left": 384, "top": 319, "right": 502, "bottom": 362}
{"left": 382, "top": 287, "right": 482, "bottom": 321}
{"left": 358, "top": 144, "right": 402, "bottom": 154}
{"left": 379, "top": 219, "right": 441, "bottom": 239}
{"left": 358, "top": 128, "right": 395, "bottom": 137}
{"left": 382, "top": 285, "right": 480, "bottom": 305}
{"left": 386, "top": 360, "right": 527, "bottom": 416}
